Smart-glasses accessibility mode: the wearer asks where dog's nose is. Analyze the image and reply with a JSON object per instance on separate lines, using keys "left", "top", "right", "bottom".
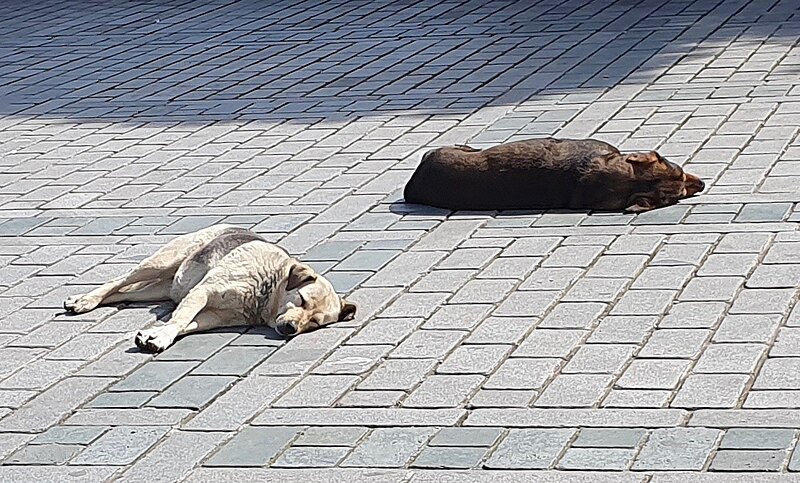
{"left": 684, "top": 174, "right": 705, "bottom": 196}
{"left": 275, "top": 321, "right": 298, "bottom": 337}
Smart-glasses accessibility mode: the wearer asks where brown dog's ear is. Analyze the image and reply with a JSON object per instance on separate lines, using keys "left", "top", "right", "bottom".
{"left": 286, "top": 261, "right": 317, "bottom": 291}
{"left": 338, "top": 298, "right": 357, "bottom": 321}
{"left": 624, "top": 197, "right": 656, "bottom": 213}
{"left": 626, "top": 152, "right": 660, "bottom": 164}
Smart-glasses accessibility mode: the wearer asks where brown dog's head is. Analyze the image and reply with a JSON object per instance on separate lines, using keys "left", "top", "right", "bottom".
{"left": 623, "top": 151, "right": 705, "bottom": 213}
{"left": 273, "top": 260, "right": 357, "bottom": 337}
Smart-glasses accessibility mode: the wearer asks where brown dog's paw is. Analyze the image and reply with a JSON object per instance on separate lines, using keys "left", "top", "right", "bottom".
{"left": 63, "top": 294, "right": 100, "bottom": 314}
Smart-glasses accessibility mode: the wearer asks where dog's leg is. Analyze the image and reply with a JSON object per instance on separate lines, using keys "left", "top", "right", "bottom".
{"left": 63, "top": 243, "right": 189, "bottom": 313}
{"left": 134, "top": 287, "right": 211, "bottom": 352}
{"left": 100, "top": 279, "right": 173, "bottom": 305}
{"left": 135, "top": 307, "right": 237, "bottom": 353}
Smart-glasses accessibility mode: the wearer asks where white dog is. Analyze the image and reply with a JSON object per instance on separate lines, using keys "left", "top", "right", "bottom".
{"left": 64, "top": 224, "right": 356, "bottom": 352}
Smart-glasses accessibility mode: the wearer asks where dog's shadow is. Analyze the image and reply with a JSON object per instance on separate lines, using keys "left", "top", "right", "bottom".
{"left": 388, "top": 200, "right": 603, "bottom": 217}
{"left": 102, "top": 302, "right": 287, "bottom": 354}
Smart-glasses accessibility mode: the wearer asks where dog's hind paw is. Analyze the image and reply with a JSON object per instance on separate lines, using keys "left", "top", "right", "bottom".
{"left": 63, "top": 294, "right": 101, "bottom": 314}
{"left": 135, "top": 327, "right": 176, "bottom": 353}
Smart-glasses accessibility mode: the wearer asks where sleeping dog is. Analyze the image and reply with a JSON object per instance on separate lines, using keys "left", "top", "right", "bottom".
{"left": 403, "top": 137, "right": 705, "bottom": 213}
{"left": 64, "top": 224, "right": 356, "bottom": 352}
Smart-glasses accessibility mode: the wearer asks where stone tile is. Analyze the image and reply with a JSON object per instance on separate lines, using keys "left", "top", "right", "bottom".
{"left": 347, "top": 318, "right": 421, "bottom": 346}
{"left": 617, "top": 359, "right": 691, "bottom": 389}
{"left": 660, "top": 302, "right": 728, "bottom": 328}
{"left": 359, "top": 359, "right": 437, "bottom": 391}
{"left": 438, "top": 345, "right": 511, "bottom": 375}
{"left": 32, "top": 426, "right": 108, "bottom": 445}
{"left": 294, "top": 427, "right": 368, "bottom": 447}
{"left": 720, "top": 428, "right": 795, "bottom": 450}
{"left": 422, "top": 304, "right": 493, "bottom": 330}
{"left": 403, "top": 375, "right": 484, "bottom": 408}
{"left": 485, "top": 358, "right": 560, "bottom": 390}
{"left": 390, "top": 330, "right": 466, "bottom": 359}
{"left": 449, "top": 279, "right": 517, "bottom": 304}
{"left": 462, "top": 317, "right": 534, "bottom": 346}
{"left": 573, "top": 428, "right": 646, "bottom": 448}
{"left": 342, "top": 428, "right": 435, "bottom": 467}
{"left": 714, "top": 314, "right": 781, "bottom": 343}
{"left": 336, "top": 390, "right": 405, "bottom": 408}
{"left": 633, "top": 428, "right": 721, "bottom": 470}
{"left": 157, "top": 331, "right": 240, "bottom": 361}
{"left": 204, "top": 426, "right": 299, "bottom": 467}
{"left": 411, "top": 446, "right": 487, "bottom": 469}
{"left": 534, "top": 374, "right": 613, "bottom": 408}
{"left": 493, "top": 290, "right": 561, "bottom": 317}
{"left": 192, "top": 346, "right": 274, "bottom": 376}
{"left": 429, "top": 427, "right": 503, "bottom": 447}
{"left": 539, "top": 302, "right": 607, "bottom": 329}
{"left": 611, "top": 290, "right": 676, "bottom": 315}
{"left": 313, "top": 345, "right": 392, "bottom": 375}
{"left": 72, "top": 426, "right": 170, "bottom": 465}
{"left": 87, "top": 391, "right": 156, "bottom": 408}
{"left": 115, "top": 430, "right": 229, "bottom": 483}
{"left": 557, "top": 447, "right": 637, "bottom": 470}
{"left": 679, "top": 276, "right": 744, "bottom": 302}
{"left": 563, "top": 344, "right": 635, "bottom": 374}
{"left": 710, "top": 450, "right": 785, "bottom": 471}
{"left": 589, "top": 316, "right": 657, "bottom": 344}
{"left": 468, "top": 389, "right": 536, "bottom": 408}
{"left": 6, "top": 443, "right": 83, "bottom": 465}
{"left": 638, "top": 329, "right": 711, "bottom": 358}
{"left": 272, "top": 446, "right": 350, "bottom": 468}
{"left": 484, "top": 429, "right": 575, "bottom": 469}
{"left": 274, "top": 375, "right": 359, "bottom": 408}
{"left": 148, "top": 375, "right": 236, "bottom": 409}
{"left": 695, "top": 343, "right": 766, "bottom": 373}
{"left": 562, "top": 278, "right": 627, "bottom": 303}
{"left": 671, "top": 374, "right": 749, "bottom": 409}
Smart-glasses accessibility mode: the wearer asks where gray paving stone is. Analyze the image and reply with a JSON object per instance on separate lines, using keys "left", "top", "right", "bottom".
{"left": 403, "top": 374, "right": 484, "bottom": 408}
{"left": 484, "top": 429, "right": 575, "bottom": 469}
{"left": 714, "top": 314, "right": 781, "bottom": 343}
{"left": 359, "top": 359, "right": 437, "bottom": 391}
{"left": 485, "top": 358, "right": 560, "bottom": 390}
{"left": 534, "top": 374, "right": 612, "bottom": 408}
{"left": 274, "top": 375, "right": 359, "bottom": 408}
{"left": 660, "top": 302, "right": 728, "bottom": 328}
{"left": 411, "top": 446, "right": 487, "bottom": 469}
{"left": 429, "top": 428, "right": 503, "bottom": 447}
{"left": 115, "top": 430, "right": 229, "bottom": 483}
{"left": 438, "top": 345, "right": 512, "bottom": 375}
{"left": 422, "top": 304, "right": 493, "bottom": 330}
{"left": 294, "top": 427, "right": 368, "bottom": 447}
{"left": 573, "top": 428, "right": 646, "bottom": 448}
{"left": 112, "top": 361, "right": 199, "bottom": 392}
{"left": 539, "top": 302, "right": 607, "bottom": 329}
{"left": 157, "top": 331, "right": 240, "bottom": 361}
{"left": 342, "top": 428, "right": 435, "bottom": 468}
{"left": 695, "top": 343, "right": 766, "bottom": 373}
{"left": 148, "top": 375, "right": 236, "bottom": 409}
{"left": 6, "top": 443, "right": 84, "bottom": 465}
{"left": 633, "top": 428, "right": 721, "bottom": 470}
{"left": 671, "top": 374, "right": 749, "bottom": 409}
{"left": 639, "top": 329, "right": 711, "bottom": 359}
{"left": 390, "top": 330, "right": 466, "bottom": 359}
{"left": 73, "top": 426, "right": 170, "bottom": 465}
{"left": 557, "top": 447, "right": 637, "bottom": 470}
{"left": 272, "top": 446, "right": 350, "bottom": 468}
{"left": 617, "top": 359, "right": 691, "bottom": 389}
{"left": 87, "top": 391, "right": 156, "bottom": 408}
{"left": 468, "top": 389, "right": 536, "bottom": 408}
{"left": 720, "top": 428, "right": 796, "bottom": 450}
{"left": 192, "top": 346, "right": 274, "bottom": 376}
{"left": 711, "top": 450, "right": 786, "bottom": 472}
{"left": 589, "top": 316, "right": 657, "bottom": 344}
{"left": 32, "top": 426, "right": 108, "bottom": 445}
{"left": 204, "top": 426, "right": 299, "bottom": 467}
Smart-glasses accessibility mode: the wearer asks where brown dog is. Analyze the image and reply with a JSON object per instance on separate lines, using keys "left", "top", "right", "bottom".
{"left": 403, "top": 138, "right": 705, "bottom": 213}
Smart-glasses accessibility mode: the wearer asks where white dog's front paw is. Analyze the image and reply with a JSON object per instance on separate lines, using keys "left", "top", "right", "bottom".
{"left": 135, "top": 327, "right": 177, "bottom": 353}
{"left": 64, "top": 294, "right": 101, "bottom": 314}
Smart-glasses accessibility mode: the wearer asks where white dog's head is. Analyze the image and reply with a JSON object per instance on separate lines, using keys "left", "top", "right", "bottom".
{"left": 273, "top": 260, "right": 356, "bottom": 337}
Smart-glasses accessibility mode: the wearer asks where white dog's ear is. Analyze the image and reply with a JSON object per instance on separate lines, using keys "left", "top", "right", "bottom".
{"left": 338, "top": 298, "right": 357, "bottom": 321}
{"left": 286, "top": 261, "right": 317, "bottom": 291}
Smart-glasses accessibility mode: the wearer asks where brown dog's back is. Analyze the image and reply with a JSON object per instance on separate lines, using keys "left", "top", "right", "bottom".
{"left": 404, "top": 138, "right": 624, "bottom": 210}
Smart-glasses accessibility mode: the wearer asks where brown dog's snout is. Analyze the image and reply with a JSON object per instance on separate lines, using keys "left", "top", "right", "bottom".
{"left": 685, "top": 173, "right": 705, "bottom": 196}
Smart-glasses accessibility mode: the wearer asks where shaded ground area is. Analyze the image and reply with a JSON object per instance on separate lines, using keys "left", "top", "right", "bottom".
{"left": 1, "top": 0, "right": 800, "bottom": 480}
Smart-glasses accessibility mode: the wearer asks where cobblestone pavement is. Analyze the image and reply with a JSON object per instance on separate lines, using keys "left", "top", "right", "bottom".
{"left": 1, "top": 0, "right": 800, "bottom": 480}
